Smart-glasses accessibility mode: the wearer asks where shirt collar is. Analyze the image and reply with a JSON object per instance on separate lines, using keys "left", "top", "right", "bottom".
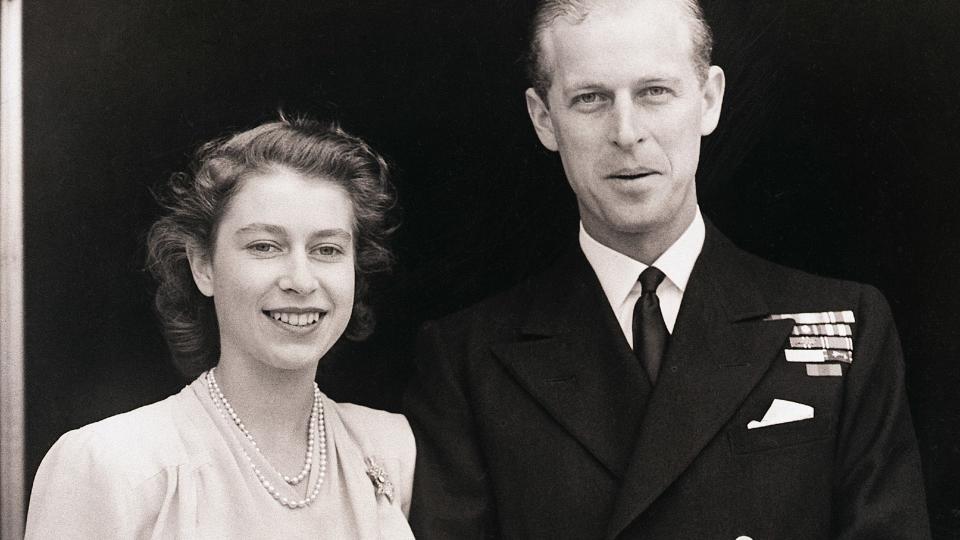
{"left": 579, "top": 207, "right": 705, "bottom": 307}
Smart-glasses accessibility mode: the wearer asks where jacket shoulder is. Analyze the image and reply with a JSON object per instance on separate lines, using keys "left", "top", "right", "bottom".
{"left": 733, "top": 245, "right": 882, "bottom": 310}
{"left": 423, "top": 251, "right": 580, "bottom": 343}
{"left": 429, "top": 278, "right": 534, "bottom": 331}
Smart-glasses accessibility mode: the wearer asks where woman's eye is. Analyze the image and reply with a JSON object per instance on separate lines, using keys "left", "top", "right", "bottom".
{"left": 314, "top": 245, "right": 343, "bottom": 257}
{"left": 248, "top": 242, "right": 279, "bottom": 254}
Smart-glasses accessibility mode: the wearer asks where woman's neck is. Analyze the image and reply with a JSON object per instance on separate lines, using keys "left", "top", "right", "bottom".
{"left": 212, "top": 359, "right": 318, "bottom": 449}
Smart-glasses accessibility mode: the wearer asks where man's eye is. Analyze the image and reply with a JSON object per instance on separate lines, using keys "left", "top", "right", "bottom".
{"left": 574, "top": 93, "right": 602, "bottom": 105}
{"left": 642, "top": 86, "right": 671, "bottom": 98}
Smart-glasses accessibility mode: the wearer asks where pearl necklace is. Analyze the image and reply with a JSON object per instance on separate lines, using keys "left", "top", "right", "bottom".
{"left": 207, "top": 368, "right": 319, "bottom": 486}
{"left": 206, "top": 368, "right": 327, "bottom": 509}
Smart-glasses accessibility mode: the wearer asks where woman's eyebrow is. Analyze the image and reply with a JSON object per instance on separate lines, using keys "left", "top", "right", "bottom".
{"left": 234, "top": 224, "right": 352, "bottom": 242}
{"left": 310, "top": 228, "right": 353, "bottom": 241}
{"left": 235, "top": 223, "right": 286, "bottom": 236}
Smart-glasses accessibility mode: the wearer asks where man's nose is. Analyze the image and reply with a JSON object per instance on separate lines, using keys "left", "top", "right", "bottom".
{"left": 610, "top": 99, "right": 645, "bottom": 149}
{"left": 277, "top": 254, "right": 319, "bottom": 294}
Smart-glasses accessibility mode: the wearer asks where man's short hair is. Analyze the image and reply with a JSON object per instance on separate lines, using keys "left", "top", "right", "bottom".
{"left": 525, "top": 0, "right": 714, "bottom": 101}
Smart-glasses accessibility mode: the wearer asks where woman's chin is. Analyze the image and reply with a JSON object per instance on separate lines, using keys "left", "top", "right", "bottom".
{"left": 257, "top": 349, "right": 326, "bottom": 373}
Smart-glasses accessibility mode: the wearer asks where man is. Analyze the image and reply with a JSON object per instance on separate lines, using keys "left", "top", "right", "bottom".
{"left": 404, "top": 0, "right": 930, "bottom": 538}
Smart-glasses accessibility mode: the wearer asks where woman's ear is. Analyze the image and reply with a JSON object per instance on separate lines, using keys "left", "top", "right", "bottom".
{"left": 186, "top": 242, "right": 215, "bottom": 298}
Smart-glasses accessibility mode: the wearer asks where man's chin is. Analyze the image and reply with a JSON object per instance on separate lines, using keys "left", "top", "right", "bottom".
{"left": 608, "top": 212, "right": 673, "bottom": 236}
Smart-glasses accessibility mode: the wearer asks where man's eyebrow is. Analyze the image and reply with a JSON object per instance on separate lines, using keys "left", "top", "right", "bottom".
{"left": 562, "top": 76, "right": 684, "bottom": 92}
{"left": 563, "top": 80, "right": 605, "bottom": 92}
{"left": 637, "top": 76, "right": 683, "bottom": 86}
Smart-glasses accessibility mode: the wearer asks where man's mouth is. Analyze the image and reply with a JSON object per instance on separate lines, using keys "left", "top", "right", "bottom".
{"left": 265, "top": 310, "right": 324, "bottom": 327}
{"left": 607, "top": 167, "right": 657, "bottom": 180}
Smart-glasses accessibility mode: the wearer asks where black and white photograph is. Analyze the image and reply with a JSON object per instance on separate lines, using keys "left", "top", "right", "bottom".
{"left": 2, "top": 0, "right": 958, "bottom": 538}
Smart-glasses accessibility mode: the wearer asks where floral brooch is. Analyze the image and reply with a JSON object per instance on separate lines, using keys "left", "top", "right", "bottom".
{"left": 364, "top": 456, "right": 395, "bottom": 503}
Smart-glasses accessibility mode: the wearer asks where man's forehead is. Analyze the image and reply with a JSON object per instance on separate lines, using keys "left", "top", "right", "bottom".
{"left": 546, "top": 0, "right": 691, "bottom": 31}
{"left": 541, "top": 0, "right": 696, "bottom": 83}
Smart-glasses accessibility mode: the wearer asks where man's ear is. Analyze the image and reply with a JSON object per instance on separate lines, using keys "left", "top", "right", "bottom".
{"left": 525, "top": 87, "right": 559, "bottom": 151}
{"left": 186, "top": 242, "right": 215, "bottom": 298}
{"left": 700, "top": 65, "right": 726, "bottom": 136}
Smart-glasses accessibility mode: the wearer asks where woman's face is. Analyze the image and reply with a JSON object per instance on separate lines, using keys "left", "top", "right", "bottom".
{"left": 190, "top": 167, "right": 356, "bottom": 374}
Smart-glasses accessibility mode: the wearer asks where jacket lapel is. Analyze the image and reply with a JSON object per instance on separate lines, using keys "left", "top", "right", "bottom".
{"left": 606, "top": 224, "right": 795, "bottom": 539}
{"left": 493, "top": 246, "right": 651, "bottom": 478}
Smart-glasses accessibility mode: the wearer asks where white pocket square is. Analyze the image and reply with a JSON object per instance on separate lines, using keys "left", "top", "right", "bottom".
{"left": 747, "top": 399, "right": 814, "bottom": 429}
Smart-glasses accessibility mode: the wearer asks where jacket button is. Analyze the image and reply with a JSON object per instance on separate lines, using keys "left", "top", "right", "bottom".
{"left": 735, "top": 536, "right": 752, "bottom": 540}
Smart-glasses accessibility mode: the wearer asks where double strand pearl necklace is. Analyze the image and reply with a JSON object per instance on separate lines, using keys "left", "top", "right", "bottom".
{"left": 206, "top": 368, "right": 328, "bottom": 509}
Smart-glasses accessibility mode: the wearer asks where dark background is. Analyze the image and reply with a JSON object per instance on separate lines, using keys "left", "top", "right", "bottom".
{"left": 22, "top": 1, "right": 960, "bottom": 536}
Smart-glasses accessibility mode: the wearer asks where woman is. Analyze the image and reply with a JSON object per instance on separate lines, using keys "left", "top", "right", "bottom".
{"left": 25, "top": 117, "right": 415, "bottom": 538}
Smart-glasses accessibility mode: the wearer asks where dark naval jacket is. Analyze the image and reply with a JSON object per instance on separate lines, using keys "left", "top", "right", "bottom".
{"left": 404, "top": 221, "right": 929, "bottom": 539}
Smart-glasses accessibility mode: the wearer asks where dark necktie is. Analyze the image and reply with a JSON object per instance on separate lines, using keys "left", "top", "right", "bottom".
{"left": 632, "top": 266, "right": 668, "bottom": 384}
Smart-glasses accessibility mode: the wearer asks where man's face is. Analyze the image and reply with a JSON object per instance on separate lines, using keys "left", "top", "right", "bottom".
{"left": 526, "top": 0, "right": 724, "bottom": 255}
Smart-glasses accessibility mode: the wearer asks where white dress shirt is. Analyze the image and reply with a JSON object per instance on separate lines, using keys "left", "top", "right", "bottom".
{"left": 579, "top": 207, "right": 705, "bottom": 347}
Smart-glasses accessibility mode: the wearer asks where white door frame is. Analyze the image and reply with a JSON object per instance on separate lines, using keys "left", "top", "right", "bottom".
{"left": 1, "top": 0, "right": 26, "bottom": 537}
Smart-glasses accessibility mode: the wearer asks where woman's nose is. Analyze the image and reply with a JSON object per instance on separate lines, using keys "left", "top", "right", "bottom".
{"left": 277, "top": 255, "right": 319, "bottom": 294}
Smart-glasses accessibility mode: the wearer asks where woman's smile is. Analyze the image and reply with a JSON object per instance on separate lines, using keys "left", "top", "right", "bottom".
{"left": 266, "top": 309, "right": 324, "bottom": 326}
{"left": 264, "top": 309, "right": 326, "bottom": 333}
{"left": 192, "top": 168, "right": 357, "bottom": 372}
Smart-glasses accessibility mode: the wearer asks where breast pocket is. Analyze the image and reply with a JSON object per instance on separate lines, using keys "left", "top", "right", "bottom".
{"left": 728, "top": 415, "right": 833, "bottom": 454}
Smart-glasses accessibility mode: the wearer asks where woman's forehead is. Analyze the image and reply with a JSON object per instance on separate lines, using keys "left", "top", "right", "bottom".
{"left": 220, "top": 170, "right": 355, "bottom": 235}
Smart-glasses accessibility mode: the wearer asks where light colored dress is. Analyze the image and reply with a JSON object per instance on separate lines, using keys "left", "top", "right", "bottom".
{"left": 25, "top": 376, "right": 415, "bottom": 539}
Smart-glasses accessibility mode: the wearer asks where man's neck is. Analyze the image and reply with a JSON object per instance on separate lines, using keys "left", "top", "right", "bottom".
{"left": 582, "top": 208, "right": 697, "bottom": 265}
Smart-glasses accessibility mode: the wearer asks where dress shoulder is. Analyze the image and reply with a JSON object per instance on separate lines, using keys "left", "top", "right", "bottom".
{"left": 331, "top": 400, "right": 417, "bottom": 515}
{"left": 335, "top": 401, "right": 411, "bottom": 443}
{"left": 60, "top": 390, "right": 195, "bottom": 474}
{"left": 25, "top": 386, "right": 201, "bottom": 538}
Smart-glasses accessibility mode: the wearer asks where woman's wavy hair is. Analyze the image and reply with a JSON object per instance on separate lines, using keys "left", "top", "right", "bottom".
{"left": 146, "top": 115, "right": 398, "bottom": 377}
